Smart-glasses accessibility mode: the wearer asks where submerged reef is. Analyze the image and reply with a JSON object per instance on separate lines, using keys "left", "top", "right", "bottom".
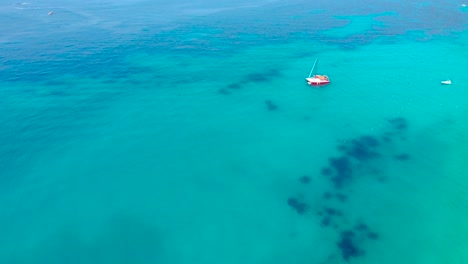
{"left": 387, "top": 117, "right": 408, "bottom": 131}
{"left": 221, "top": 69, "right": 282, "bottom": 93}
{"left": 326, "top": 156, "right": 353, "bottom": 189}
{"left": 285, "top": 116, "right": 409, "bottom": 262}
{"left": 345, "top": 136, "right": 381, "bottom": 161}
{"left": 227, "top": 83, "right": 242, "bottom": 89}
{"left": 299, "top": 175, "right": 311, "bottom": 184}
{"left": 218, "top": 88, "right": 231, "bottom": 95}
{"left": 338, "top": 230, "right": 364, "bottom": 261}
{"left": 394, "top": 153, "right": 410, "bottom": 161}
{"left": 265, "top": 100, "right": 278, "bottom": 111}
{"left": 245, "top": 73, "right": 268, "bottom": 83}
{"left": 336, "top": 224, "right": 381, "bottom": 262}
{"left": 324, "top": 117, "right": 410, "bottom": 190}
{"left": 287, "top": 197, "right": 308, "bottom": 215}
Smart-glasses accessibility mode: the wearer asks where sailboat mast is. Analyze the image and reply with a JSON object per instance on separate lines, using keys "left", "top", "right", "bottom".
{"left": 308, "top": 58, "right": 318, "bottom": 78}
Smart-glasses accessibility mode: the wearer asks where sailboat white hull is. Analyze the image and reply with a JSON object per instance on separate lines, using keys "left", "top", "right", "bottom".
{"left": 306, "top": 76, "right": 330, "bottom": 86}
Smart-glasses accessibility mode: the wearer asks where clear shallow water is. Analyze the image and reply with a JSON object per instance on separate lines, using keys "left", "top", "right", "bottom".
{"left": 1, "top": 0, "right": 468, "bottom": 263}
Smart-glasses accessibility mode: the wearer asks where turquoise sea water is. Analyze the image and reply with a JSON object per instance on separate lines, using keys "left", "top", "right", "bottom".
{"left": 1, "top": 0, "right": 468, "bottom": 263}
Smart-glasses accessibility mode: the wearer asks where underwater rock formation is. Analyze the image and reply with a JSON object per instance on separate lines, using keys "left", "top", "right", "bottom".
{"left": 342, "top": 136, "right": 381, "bottom": 161}
{"left": 394, "top": 153, "right": 410, "bottom": 161}
{"left": 337, "top": 230, "right": 364, "bottom": 261}
{"left": 323, "top": 192, "right": 333, "bottom": 200}
{"left": 326, "top": 156, "right": 353, "bottom": 189}
{"left": 299, "top": 175, "right": 311, "bottom": 184}
{"left": 245, "top": 73, "right": 268, "bottom": 82}
{"left": 218, "top": 88, "right": 231, "bottom": 95}
{"left": 321, "top": 167, "right": 333, "bottom": 176}
{"left": 387, "top": 117, "right": 408, "bottom": 131}
{"left": 336, "top": 193, "right": 348, "bottom": 202}
{"left": 286, "top": 117, "right": 408, "bottom": 262}
{"left": 265, "top": 100, "right": 278, "bottom": 111}
{"left": 287, "top": 197, "right": 307, "bottom": 215}
{"left": 227, "top": 83, "right": 242, "bottom": 89}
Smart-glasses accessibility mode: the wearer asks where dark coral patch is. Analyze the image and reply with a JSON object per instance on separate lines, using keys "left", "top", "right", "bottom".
{"left": 387, "top": 117, "right": 408, "bottom": 130}
{"left": 336, "top": 193, "right": 348, "bottom": 202}
{"left": 394, "top": 153, "right": 410, "bottom": 161}
{"left": 323, "top": 192, "right": 333, "bottom": 200}
{"left": 345, "top": 137, "right": 381, "bottom": 161}
{"left": 299, "top": 175, "right": 311, "bottom": 184}
{"left": 321, "top": 167, "right": 333, "bottom": 176}
{"left": 346, "top": 146, "right": 379, "bottom": 161}
{"left": 227, "top": 83, "right": 242, "bottom": 89}
{"left": 377, "top": 176, "right": 386, "bottom": 183}
{"left": 387, "top": 117, "right": 406, "bottom": 124}
{"left": 328, "top": 156, "right": 352, "bottom": 188}
{"left": 368, "top": 232, "right": 379, "bottom": 240}
{"left": 265, "top": 100, "right": 278, "bottom": 111}
{"left": 245, "top": 73, "right": 268, "bottom": 83}
{"left": 267, "top": 69, "right": 282, "bottom": 76}
{"left": 242, "top": 69, "right": 281, "bottom": 84}
{"left": 218, "top": 88, "right": 231, "bottom": 95}
{"left": 341, "top": 230, "right": 355, "bottom": 238}
{"left": 337, "top": 235, "right": 364, "bottom": 261}
{"left": 321, "top": 217, "right": 331, "bottom": 227}
{"left": 396, "top": 123, "right": 408, "bottom": 130}
{"left": 287, "top": 198, "right": 307, "bottom": 215}
{"left": 324, "top": 207, "right": 338, "bottom": 216}
{"left": 329, "top": 156, "right": 352, "bottom": 175}
{"left": 381, "top": 136, "right": 392, "bottom": 143}
{"left": 354, "top": 223, "right": 368, "bottom": 231}
{"left": 337, "top": 144, "right": 348, "bottom": 152}
{"left": 359, "top": 135, "right": 380, "bottom": 147}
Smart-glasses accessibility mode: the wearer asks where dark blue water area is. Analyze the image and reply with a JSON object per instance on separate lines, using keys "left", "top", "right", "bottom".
{"left": 124, "top": 0, "right": 467, "bottom": 55}
{"left": 2, "top": 0, "right": 466, "bottom": 82}
{"left": 187, "top": 0, "right": 468, "bottom": 48}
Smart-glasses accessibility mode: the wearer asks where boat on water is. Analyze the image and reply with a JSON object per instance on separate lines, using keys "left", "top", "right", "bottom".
{"left": 441, "top": 80, "right": 452, "bottom": 85}
{"left": 306, "top": 58, "right": 330, "bottom": 86}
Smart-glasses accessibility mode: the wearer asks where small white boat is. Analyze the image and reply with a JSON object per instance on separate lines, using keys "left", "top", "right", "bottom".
{"left": 441, "top": 80, "right": 452, "bottom": 85}
{"left": 305, "top": 58, "right": 330, "bottom": 86}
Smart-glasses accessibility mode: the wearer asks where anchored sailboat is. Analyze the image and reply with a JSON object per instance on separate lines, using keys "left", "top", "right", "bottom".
{"left": 305, "top": 59, "right": 330, "bottom": 86}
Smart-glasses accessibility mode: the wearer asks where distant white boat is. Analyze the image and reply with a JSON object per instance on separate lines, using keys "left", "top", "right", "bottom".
{"left": 48, "top": 11, "right": 54, "bottom": 15}
{"left": 441, "top": 80, "right": 452, "bottom": 85}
